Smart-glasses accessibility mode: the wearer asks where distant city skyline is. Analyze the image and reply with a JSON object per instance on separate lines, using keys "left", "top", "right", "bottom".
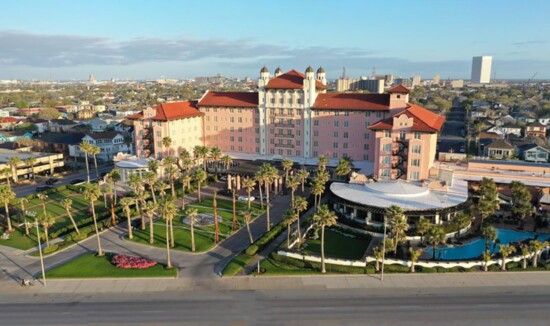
{"left": 1, "top": 0, "right": 549, "bottom": 80}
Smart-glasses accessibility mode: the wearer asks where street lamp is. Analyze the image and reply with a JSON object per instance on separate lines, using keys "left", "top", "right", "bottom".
{"left": 380, "top": 214, "right": 387, "bottom": 281}
{"left": 26, "top": 210, "right": 46, "bottom": 286}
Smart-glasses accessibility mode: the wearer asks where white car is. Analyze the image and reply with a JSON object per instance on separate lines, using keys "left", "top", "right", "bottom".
{"left": 238, "top": 196, "right": 255, "bottom": 202}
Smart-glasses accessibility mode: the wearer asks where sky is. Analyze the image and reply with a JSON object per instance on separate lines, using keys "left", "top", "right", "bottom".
{"left": 0, "top": 0, "right": 549, "bottom": 80}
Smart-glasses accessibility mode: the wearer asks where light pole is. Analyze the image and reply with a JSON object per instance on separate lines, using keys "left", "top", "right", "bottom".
{"left": 380, "top": 214, "right": 387, "bottom": 281}
{"left": 27, "top": 210, "right": 46, "bottom": 286}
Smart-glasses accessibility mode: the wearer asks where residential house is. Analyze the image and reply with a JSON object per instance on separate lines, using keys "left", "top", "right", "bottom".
{"left": 76, "top": 109, "right": 95, "bottom": 120}
{"left": 486, "top": 123, "right": 522, "bottom": 137}
{"left": 525, "top": 122, "right": 547, "bottom": 138}
{"left": 69, "top": 131, "right": 132, "bottom": 161}
{"left": 0, "top": 130, "right": 33, "bottom": 144}
{"left": 538, "top": 115, "right": 550, "bottom": 126}
{"left": 49, "top": 119, "right": 78, "bottom": 133}
{"left": 86, "top": 118, "right": 109, "bottom": 132}
{"left": 516, "top": 112, "right": 537, "bottom": 124}
{"left": 0, "top": 117, "right": 20, "bottom": 130}
{"left": 517, "top": 144, "right": 550, "bottom": 163}
{"left": 485, "top": 139, "right": 515, "bottom": 159}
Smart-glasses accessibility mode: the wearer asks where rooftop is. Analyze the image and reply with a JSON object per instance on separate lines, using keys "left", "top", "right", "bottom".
{"left": 368, "top": 104, "right": 446, "bottom": 132}
{"left": 312, "top": 93, "right": 390, "bottom": 111}
{"left": 198, "top": 91, "right": 258, "bottom": 108}
{"left": 265, "top": 70, "right": 327, "bottom": 90}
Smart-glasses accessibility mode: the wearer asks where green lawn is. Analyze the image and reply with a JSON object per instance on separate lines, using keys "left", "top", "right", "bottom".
{"left": 129, "top": 198, "right": 264, "bottom": 252}
{"left": 222, "top": 253, "right": 254, "bottom": 276}
{"left": 0, "top": 228, "right": 38, "bottom": 250}
{"left": 45, "top": 253, "right": 177, "bottom": 278}
{"left": 301, "top": 229, "right": 371, "bottom": 260}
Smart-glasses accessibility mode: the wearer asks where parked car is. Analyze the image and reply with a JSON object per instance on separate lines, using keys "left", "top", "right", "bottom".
{"left": 70, "top": 178, "right": 85, "bottom": 185}
{"left": 219, "top": 176, "right": 227, "bottom": 182}
{"left": 459, "top": 145, "right": 465, "bottom": 153}
{"left": 238, "top": 196, "right": 255, "bottom": 202}
{"left": 45, "top": 178, "right": 59, "bottom": 185}
{"left": 36, "top": 186, "right": 53, "bottom": 192}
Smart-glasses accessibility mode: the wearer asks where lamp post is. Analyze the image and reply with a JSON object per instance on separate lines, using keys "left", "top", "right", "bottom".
{"left": 26, "top": 210, "right": 46, "bottom": 286}
{"left": 380, "top": 214, "right": 387, "bottom": 281}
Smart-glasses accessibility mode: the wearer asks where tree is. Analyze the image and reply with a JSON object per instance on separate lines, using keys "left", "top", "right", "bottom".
{"left": 520, "top": 243, "right": 530, "bottom": 269}
{"left": 148, "top": 159, "right": 159, "bottom": 173}
{"left": 510, "top": 181, "right": 532, "bottom": 228}
{"left": 7, "top": 157, "right": 21, "bottom": 184}
{"left": 313, "top": 204, "right": 338, "bottom": 273}
{"left": 281, "top": 158, "right": 293, "bottom": 184}
{"left": 335, "top": 158, "right": 351, "bottom": 181}
{"left": 213, "top": 191, "right": 219, "bottom": 243}
{"left": 240, "top": 210, "right": 254, "bottom": 244}
{"left": 387, "top": 205, "right": 409, "bottom": 253}
{"left": 0, "top": 185, "right": 15, "bottom": 231}
{"left": 104, "top": 170, "right": 120, "bottom": 226}
{"left": 311, "top": 179, "right": 325, "bottom": 210}
{"left": 193, "top": 168, "right": 207, "bottom": 202}
{"left": 143, "top": 201, "right": 157, "bottom": 244}
{"left": 80, "top": 142, "right": 92, "bottom": 182}
{"left": 180, "top": 173, "right": 192, "bottom": 211}
{"left": 373, "top": 246, "right": 383, "bottom": 272}
{"left": 60, "top": 198, "right": 80, "bottom": 235}
{"left": 242, "top": 177, "right": 255, "bottom": 210}
{"left": 19, "top": 198, "right": 29, "bottom": 236}
{"left": 210, "top": 146, "right": 222, "bottom": 173}
{"left": 194, "top": 145, "right": 209, "bottom": 170}
{"left": 135, "top": 188, "right": 148, "bottom": 231}
{"left": 230, "top": 176, "right": 238, "bottom": 231}
{"left": 260, "top": 163, "right": 277, "bottom": 231}
{"left": 477, "top": 177, "right": 499, "bottom": 230}
{"left": 529, "top": 240, "right": 549, "bottom": 267}
{"left": 1, "top": 167, "right": 12, "bottom": 190}
{"left": 296, "top": 169, "right": 310, "bottom": 193}
{"left": 482, "top": 249, "right": 493, "bottom": 272}
{"left": 26, "top": 157, "right": 37, "bottom": 181}
{"left": 120, "top": 197, "right": 134, "bottom": 240}
{"left": 286, "top": 176, "right": 300, "bottom": 203}
{"left": 83, "top": 183, "right": 104, "bottom": 256}
{"left": 162, "top": 136, "right": 172, "bottom": 158}
{"left": 38, "top": 214, "right": 55, "bottom": 248}
{"left": 317, "top": 155, "right": 329, "bottom": 172}
{"left": 282, "top": 210, "right": 298, "bottom": 248}
{"left": 185, "top": 208, "right": 198, "bottom": 252}
{"left": 143, "top": 171, "right": 158, "bottom": 204}
{"left": 254, "top": 171, "right": 265, "bottom": 209}
{"left": 158, "top": 197, "right": 177, "bottom": 269}
{"left": 164, "top": 160, "right": 179, "bottom": 198}
{"left": 452, "top": 213, "right": 471, "bottom": 238}
{"left": 89, "top": 144, "right": 101, "bottom": 181}
{"left": 425, "top": 225, "right": 446, "bottom": 260}
{"left": 409, "top": 247, "right": 423, "bottom": 273}
{"left": 221, "top": 155, "right": 232, "bottom": 171}
{"left": 292, "top": 196, "right": 308, "bottom": 248}
{"left": 37, "top": 107, "right": 61, "bottom": 131}
{"left": 415, "top": 217, "right": 431, "bottom": 243}
{"left": 482, "top": 225, "right": 498, "bottom": 254}
{"left": 498, "top": 244, "right": 516, "bottom": 271}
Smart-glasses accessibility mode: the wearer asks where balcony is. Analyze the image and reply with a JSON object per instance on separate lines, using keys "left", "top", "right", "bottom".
{"left": 274, "top": 133, "right": 294, "bottom": 139}
{"left": 274, "top": 143, "right": 294, "bottom": 149}
{"left": 274, "top": 123, "right": 295, "bottom": 128}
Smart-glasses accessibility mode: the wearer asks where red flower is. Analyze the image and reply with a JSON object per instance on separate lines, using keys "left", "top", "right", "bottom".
{"left": 110, "top": 254, "right": 158, "bottom": 269}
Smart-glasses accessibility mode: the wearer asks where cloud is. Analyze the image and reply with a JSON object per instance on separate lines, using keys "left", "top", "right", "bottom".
{"left": 512, "top": 40, "right": 547, "bottom": 46}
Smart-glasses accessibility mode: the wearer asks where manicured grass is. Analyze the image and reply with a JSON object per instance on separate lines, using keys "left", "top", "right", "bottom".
{"left": 0, "top": 228, "right": 38, "bottom": 250}
{"left": 301, "top": 229, "right": 371, "bottom": 260}
{"left": 222, "top": 253, "right": 254, "bottom": 276}
{"left": 45, "top": 253, "right": 177, "bottom": 278}
{"left": 129, "top": 198, "right": 264, "bottom": 252}
{"left": 259, "top": 258, "right": 319, "bottom": 275}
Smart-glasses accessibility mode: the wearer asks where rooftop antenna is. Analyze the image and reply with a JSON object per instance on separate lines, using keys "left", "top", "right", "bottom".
{"left": 342, "top": 67, "right": 346, "bottom": 79}
{"left": 372, "top": 66, "right": 376, "bottom": 78}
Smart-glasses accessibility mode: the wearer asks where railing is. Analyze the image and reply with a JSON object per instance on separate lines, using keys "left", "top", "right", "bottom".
{"left": 274, "top": 123, "right": 295, "bottom": 128}
{"left": 274, "top": 143, "right": 294, "bottom": 149}
{"left": 274, "top": 134, "right": 294, "bottom": 139}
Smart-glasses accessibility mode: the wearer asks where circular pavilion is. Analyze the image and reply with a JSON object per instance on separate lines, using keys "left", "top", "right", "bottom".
{"left": 329, "top": 180, "right": 469, "bottom": 226}
{"left": 114, "top": 156, "right": 153, "bottom": 182}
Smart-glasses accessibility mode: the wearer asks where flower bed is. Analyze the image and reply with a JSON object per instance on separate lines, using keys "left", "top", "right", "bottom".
{"left": 111, "top": 254, "right": 157, "bottom": 269}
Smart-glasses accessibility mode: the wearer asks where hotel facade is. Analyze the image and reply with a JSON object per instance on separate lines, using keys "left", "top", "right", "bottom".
{"left": 129, "top": 67, "right": 445, "bottom": 181}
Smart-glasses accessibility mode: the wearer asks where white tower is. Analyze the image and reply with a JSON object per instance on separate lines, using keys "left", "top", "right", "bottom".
{"left": 275, "top": 67, "right": 283, "bottom": 77}
{"left": 471, "top": 56, "right": 492, "bottom": 84}
{"left": 258, "top": 66, "right": 270, "bottom": 155}
{"left": 316, "top": 67, "right": 327, "bottom": 85}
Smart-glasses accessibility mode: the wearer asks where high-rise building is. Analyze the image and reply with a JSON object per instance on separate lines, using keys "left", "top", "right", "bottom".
{"left": 433, "top": 74, "right": 440, "bottom": 85}
{"left": 471, "top": 56, "right": 492, "bottom": 84}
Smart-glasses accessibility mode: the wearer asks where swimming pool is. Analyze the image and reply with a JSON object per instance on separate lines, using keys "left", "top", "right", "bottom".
{"left": 427, "top": 228, "right": 550, "bottom": 260}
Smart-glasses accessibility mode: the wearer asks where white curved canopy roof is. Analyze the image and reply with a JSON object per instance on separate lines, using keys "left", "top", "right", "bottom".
{"left": 115, "top": 158, "right": 151, "bottom": 169}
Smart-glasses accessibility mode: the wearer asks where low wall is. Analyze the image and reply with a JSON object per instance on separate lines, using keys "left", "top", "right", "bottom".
{"left": 468, "top": 160, "right": 550, "bottom": 174}
{"left": 439, "top": 152, "right": 467, "bottom": 162}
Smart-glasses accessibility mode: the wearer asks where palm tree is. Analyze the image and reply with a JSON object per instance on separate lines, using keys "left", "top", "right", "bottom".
{"left": 221, "top": 154, "right": 232, "bottom": 171}
{"left": 313, "top": 204, "right": 338, "bottom": 273}
{"left": 104, "top": 171, "right": 118, "bottom": 226}
{"left": 7, "top": 157, "right": 21, "bottom": 184}
{"left": 311, "top": 179, "right": 324, "bottom": 210}
{"left": 162, "top": 136, "right": 172, "bottom": 158}
{"left": 242, "top": 177, "right": 255, "bottom": 210}
{"left": 415, "top": 217, "right": 431, "bottom": 243}
{"left": 143, "top": 201, "right": 157, "bottom": 244}
{"left": 148, "top": 159, "right": 159, "bottom": 173}
{"left": 520, "top": 243, "right": 530, "bottom": 269}
{"left": 194, "top": 145, "right": 209, "bottom": 170}
{"left": 335, "top": 158, "right": 351, "bottom": 181}
{"left": 282, "top": 210, "right": 298, "bottom": 248}
{"left": 107, "top": 169, "right": 121, "bottom": 205}
{"left": 0, "top": 185, "right": 15, "bottom": 231}
{"left": 180, "top": 173, "right": 192, "bottom": 211}
{"left": 529, "top": 240, "right": 549, "bottom": 267}
{"left": 89, "top": 144, "right": 101, "bottom": 181}
{"left": 482, "top": 225, "right": 498, "bottom": 254}
{"left": 26, "top": 157, "right": 37, "bottom": 181}
{"left": 60, "top": 198, "right": 80, "bottom": 235}
{"left": 185, "top": 208, "right": 198, "bottom": 252}
{"left": 425, "top": 225, "right": 446, "bottom": 260}
{"left": 178, "top": 151, "right": 194, "bottom": 173}
{"left": 510, "top": 181, "right": 532, "bottom": 228}
{"left": 373, "top": 246, "right": 383, "bottom": 272}
{"left": 292, "top": 196, "right": 308, "bottom": 248}
{"left": 229, "top": 175, "right": 238, "bottom": 231}
{"left": 281, "top": 158, "right": 293, "bottom": 184}
{"left": 286, "top": 176, "right": 300, "bottom": 203}
{"left": 80, "top": 142, "right": 92, "bottom": 182}
{"left": 240, "top": 209, "right": 255, "bottom": 244}
{"left": 317, "top": 155, "right": 329, "bottom": 172}
{"left": 409, "top": 247, "right": 423, "bottom": 273}
{"left": 120, "top": 197, "right": 134, "bottom": 240}
{"left": 83, "top": 183, "right": 104, "bottom": 256}
{"left": 164, "top": 160, "right": 179, "bottom": 198}
{"left": 498, "top": 244, "right": 516, "bottom": 271}
{"left": 158, "top": 197, "right": 177, "bottom": 269}
{"left": 477, "top": 177, "right": 499, "bottom": 230}
{"left": 387, "top": 205, "right": 409, "bottom": 253}
{"left": 19, "top": 198, "right": 29, "bottom": 236}
{"left": 452, "top": 213, "right": 471, "bottom": 238}
{"left": 38, "top": 214, "right": 55, "bottom": 247}
{"left": 296, "top": 169, "right": 309, "bottom": 193}
{"left": 254, "top": 171, "right": 265, "bottom": 209}
{"left": 135, "top": 188, "right": 147, "bottom": 231}
{"left": 482, "top": 249, "right": 492, "bottom": 272}
{"left": 213, "top": 191, "right": 219, "bottom": 243}
{"left": 210, "top": 146, "right": 222, "bottom": 173}
{"left": 143, "top": 171, "right": 158, "bottom": 204}
{"left": 193, "top": 168, "right": 207, "bottom": 202}
{"left": 37, "top": 193, "right": 48, "bottom": 221}
{"left": 1, "top": 167, "right": 12, "bottom": 190}
{"left": 260, "top": 163, "right": 277, "bottom": 232}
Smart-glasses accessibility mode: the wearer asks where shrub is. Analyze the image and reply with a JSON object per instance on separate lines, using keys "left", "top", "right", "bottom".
{"left": 245, "top": 245, "right": 259, "bottom": 256}
{"left": 246, "top": 223, "right": 285, "bottom": 256}
{"left": 43, "top": 244, "right": 59, "bottom": 254}
{"left": 110, "top": 254, "right": 158, "bottom": 269}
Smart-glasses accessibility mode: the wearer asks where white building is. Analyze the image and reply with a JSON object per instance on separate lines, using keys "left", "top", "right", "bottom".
{"left": 69, "top": 131, "right": 132, "bottom": 161}
{"left": 471, "top": 56, "right": 492, "bottom": 84}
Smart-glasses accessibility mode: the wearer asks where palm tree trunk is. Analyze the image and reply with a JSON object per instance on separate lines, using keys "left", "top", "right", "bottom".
{"left": 259, "top": 184, "right": 264, "bottom": 209}
{"left": 296, "top": 217, "right": 302, "bottom": 249}
{"left": 150, "top": 188, "right": 157, "bottom": 204}
{"left": 247, "top": 190, "right": 251, "bottom": 210}
{"left": 287, "top": 224, "right": 291, "bottom": 248}
{"left": 533, "top": 254, "right": 539, "bottom": 268}
{"left": 191, "top": 222, "right": 195, "bottom": 252}
{"left": 232, "top": 190, "right": 237, "bottom": 231}
{"left": 24, "top": 218, "right": 29, "bottom": 236}
{"left": 165, "top": 219, "right": 172, "bottom": 268}
{"left": 501, "top": 258, "right": 506, "bottom": 271}
{"left": 126, "top": 211, "right": 133, "bottom": 240}
{"left": 66, "top": 210, "right": 80, "bottom": 235}
{"left": 170, "top": 179, "right": 175, "bottom": 198}
{"left": 522, "top": 257, "right": 527, "bottom": 269}
{"left": 110, "top": 194, "right": 116, "bottom": 226}
{"left": 91, "top": 202, "right": 103, "bottom": 256}
{"left": 181, "top": 183, "right": 186, "bottom": 211}
{"left": 197, "top": 182, "right": 201, "bottom": 202}
{"left": 321, "top": 226, "right": 326, "bottom": 273}
{"left": 44, "top": 227, "right": 50, "bottom": 247}
{"left": 93, "top": 155, "right": 99, "bottom": 180}
{"left": 5, "top": 202, "right": 12, "bottom": 231}
{"left": 214, "top": 202, "right": 219, "bottom": 243}
{"left": 170, "top": 219, "right": 174, "bottom": 248}
{"left": 265, "top": 182, "right": 270, "bottom": 232}
{"left": 411, "top": 262, "right": 416, "bottom": 273}
{"left": 246, "top": 220, "right": 253, "bottom": 244}
{"left": 375, "top": 259, "right": 379, "bottom": 272}
{"left": 84, "top": 154, "right": 90, "bottom": 182}
{"left": 291, "top": 189, "right": 295, "bottom": 204}
{"left": 137, "top": 199, "right": 145, "bottom": 230}
{"left": 149, "top": 215, "right": 154, "bottom": 244}
{"left": 301, "top": 180, "right": 305, "bottom": 192}
{"left": 6, "top": 175, "right": 11, "bottom": 191}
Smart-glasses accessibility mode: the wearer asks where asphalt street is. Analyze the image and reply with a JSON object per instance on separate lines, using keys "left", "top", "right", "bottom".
{"left": 1, "top": 286, "right": 549, "bottom": 325}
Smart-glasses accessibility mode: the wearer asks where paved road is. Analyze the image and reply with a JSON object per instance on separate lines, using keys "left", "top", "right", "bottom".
{"left": 1, "top": 286, "right": 549, "bottom": 325}
{"left": 439, "top": 106, "right": 466, "bottom": 154}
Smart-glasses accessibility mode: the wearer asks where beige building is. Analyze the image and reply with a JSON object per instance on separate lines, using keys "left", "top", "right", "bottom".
{"left": 0, "top": 149, "right": 64, "bottom": 182}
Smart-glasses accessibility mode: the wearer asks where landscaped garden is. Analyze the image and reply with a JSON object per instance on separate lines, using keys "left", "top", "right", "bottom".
{"left": 44, "top": 253, "right": 177, "bottom": 278}
{"left": 128, "top": 198, "right": 264, "bottom": 252}
{"left": 301, "top": 228, "right": 371, "bottom": 260}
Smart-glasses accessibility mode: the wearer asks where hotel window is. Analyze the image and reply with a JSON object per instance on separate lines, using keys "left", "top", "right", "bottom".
{"left": 270, "top": 98, "right": 275, "bottom": 104}
{"left": 366, "top": 111, "right": 371, "bottom": 117}
{"left": 376, "top": 112, "right": 382, "bottom": 118}
{"left": 287, "top": 98, "right": 292, "bottom": 104}
{"left": 270, "top": 129, "right": 274, "bottom": 134}
{"left": 270, "top": 139, "right": 274, "bottom": 144}
{"left": 230, "top": 136, "right": 234, "bottom": 141}
{"left": 279, "top": 108, "right": 284, "bottom": 114}
{"left": 297, "top": 130, "right": 301, "bottom": 136}
{"left": 333, "top": 142, "right": 338, "bottom": 149}
{"left": 412, "top": 145, "right": 422, "bottom": 154}
{"left": 230, "top": 109, "right": 234, "bottom": 113}
{"left": 334, "top": 121, "right": 339, "bottom": 127}
{"left": 230, "top": 117, "right": 234, "bottom": 123}
{"left": 214, "top": 117, "right": 218, "bottom": 122}
{"left": 156, "top": 131, "right": 161, "bottom": 137}
{"left": 411, "top": 159, "right": 420, "bottom": 167}
{"left": 214, "top": 126, "right": 219, "bottom": 131}
{"left": 231, "top": 145, "right": 235, "bottom": 151}
{"left": 334, "top": 131, "right": 339, "bottom": 138}
{"left": 279, "top": 98, "right": 284, "bottom": 104}
{"left": 381, "top": 169, "right": 390, "bottom": 177}
{"left": 335, "top": 111, "right": 339, "bottom": 116}
{"left": 297, "top": 98, "right": 302, "bottom": 104}
{"left": 314, "top": 141, "right": 318, "bottom": 147}
{"left": 239, "top": 146, "right": 243, "bottom": 152}
{"left": 255, "top": 128, "right": 260, "bottom": 133}
{"left": 296, "top": 120, "right": 301, "bottom": 126}
{"left": 365, "top": 133, "right": 370, "bottom": 139}
{"left": 214, "top": 108, "right": 218, "bottom": 112}
{"left": 314, "top": 130, "right": 319, "bottom": 137}
{"left": 344, "top": 132, "right": 348, "bottom": 139}
{"left": 414, "top": 132, "right": 421, "bottom": 139}
{"left": 255, "top": 138, "right": 260, "bottom": 143}
{"left": 344, "top": 111, "right": 350, "bottom": 116}
{"left": 270, "top": 149, "right": 275, "bottom": 154}
{"left": 363, "top": 154, "right": 369, "bottom": 160}
{"left": 238, "top": 117, "right": 242, "bottom": 123}
{"left": 288, "top": 109, "right": 294, "bottom": 115}
{"left": 255, "top": 118, "right": 259, "bottom": 123}
{"left": 278, "top": 149, "right": 283, "bottom": 155}
{"left": 382, "top": 156, "right": 390, "bottom": 165}
{"left": 296, "top": 140, "right": 301, "bottom": 146}
{"left": 287, "top": 140, "right": 292, "bottom": 145}
{"left": 365, "top": 122, "right": 370, "bottom": 127}
{"left": 256, "top": 147, "right": 260, "bottom": 153}
{"left": 238, "top": 137, "right": 243, "bottom": 142}
{"left": 411, "top": 172, "right": 420, "bottom": 180}
{"left": 333, "top": 152, "right": 338, "bottom": 159}
{"left": 343, "top": 143, "right": 348, "bottom": 149}
{"left": 314, "top": 151, "right": 318, "bottom": 157}
{"left": 383, "top": 143, "right": 391, "bottom": 152}
{"left": 400, "top": 131, "right": 406, "bottom": 140}
{"left": 238, "top": 127, "right": 242, "bottom": 132}
{"left": 384, "top": 130, "right": 391, "bottom": 138}
{"left": 344, "top": 121, "right": 349, "bottom": 127}
{"left": 296, "top": 150, "right": 301, "bottom": 156}
{"left": 230, "top": 127, "right": 234, "bottom": 132}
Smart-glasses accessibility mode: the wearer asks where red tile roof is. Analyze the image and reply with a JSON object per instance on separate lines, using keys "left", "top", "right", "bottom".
{"left": 198, "top": 91, "right": 258, "bottom": 107}
{"left": 152, "top": 101, "right": 203, "bottom": 121}
{"left": 368, "top": 104, "right": 445, "bottom": 133}
{"left": 265, "top": 70, "right": 328, "bottom": 90}
{"left": 0, "top": 117, "right": 19, "bottom": 123}
{"left": 312, "top": 93, "right": 390, "bottom": 111}
{"left": 126, "top": 112, "right": 144, "bottom": 120}
{"left": 388, "top": 84, "right": 411, "bottom": 94}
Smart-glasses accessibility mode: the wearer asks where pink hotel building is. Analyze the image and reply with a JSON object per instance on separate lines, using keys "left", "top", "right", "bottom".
{"left": 129, "top": 67, "right": 445, "bottom": 181}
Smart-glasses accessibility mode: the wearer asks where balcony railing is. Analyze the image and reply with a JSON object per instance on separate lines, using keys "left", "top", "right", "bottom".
{"left": 274, "top": 133, "right": 294, "bottom": 138}
{"left": 274, "top": 123, "right": 295, "bottom": 128}
{"left": 274, "top": 143, "right": 294, "bottom": 149}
